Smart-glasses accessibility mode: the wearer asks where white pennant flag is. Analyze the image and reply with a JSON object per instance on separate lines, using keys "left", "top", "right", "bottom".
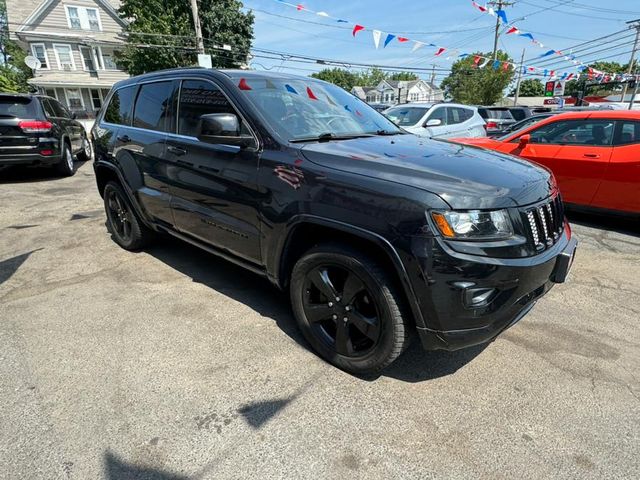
{"left": 488, "top": 7, "right": 495, "bottom": 16}
{"left": 372, "top": 30, "right": 382, "bottom": 49}
{"left": 316, "top": 11, "right": 329, "bottom": 17}
{"left": 412, "top": 41, "right": 425, "bottom": 52}
{"left": 479, "top": 57, "right": 491, "bottom": 68}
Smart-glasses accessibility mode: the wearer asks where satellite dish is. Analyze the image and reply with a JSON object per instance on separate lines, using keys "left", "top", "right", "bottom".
{"left": 24, "top": 56, "right": 41, "bottom": 70}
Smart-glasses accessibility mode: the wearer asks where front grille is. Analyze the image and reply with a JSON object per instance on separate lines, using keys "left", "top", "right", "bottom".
{"left": 524, "top": 195, "right": 564, "bottom": 251}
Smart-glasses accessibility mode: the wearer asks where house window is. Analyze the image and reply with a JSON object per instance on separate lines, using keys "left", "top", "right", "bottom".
{"left": 101, "top": 51, "right": 117, "bottom": 70}
{"left": 65, "top": 6, "right": 101, "bottom": 31}
{"left": 79, "top": 46, "right": 95, "bottom": 70}
{"left": 53, "top": 44, "right": 75, "bottom": 70}
{"left": 65, "top": 88, "right": 84, "bottom": 110}
{"left": 90, "top": 89, "right": 102, "bottom": 109}
{"left": 30, "top": 43, "right": 49, "bottom": 69}
{"left": 45, "top": 88, "right": 57, "bottom": 99}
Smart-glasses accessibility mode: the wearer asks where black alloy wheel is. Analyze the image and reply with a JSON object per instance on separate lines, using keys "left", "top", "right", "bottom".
{"left": 103, "top": 181, "right": 153, "bottom": 251}
{"left": 291, "top": 244, "right": 412, "bottom": 374}
{"left": 303, "top": 264, "right": 381, "bottom": 357}
{"left": 106, "top": 187, "right": 132, "bottom": 243}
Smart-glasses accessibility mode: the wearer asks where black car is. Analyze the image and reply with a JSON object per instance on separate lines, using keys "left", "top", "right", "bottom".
{"left": 506, "top": 106, "right": 532, "bottom": 122}
{"left": 0, "top": 93, "right": 91, "bottom": 175}
{"left": 498, "top": 112, "right": 559, "bottom": 136}
{"left": 91, "top": 69, "right": 577, "bottom": 374}
{"left": 477, "top": 106, "right": 517, "bottom": 136}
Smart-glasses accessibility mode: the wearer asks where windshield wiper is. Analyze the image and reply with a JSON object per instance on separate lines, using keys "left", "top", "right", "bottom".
{"left": 373, "top": 130, "right": 404, "bottom": 136}
{"left": 289, "top": 133, "right": 374, "bottom": 143}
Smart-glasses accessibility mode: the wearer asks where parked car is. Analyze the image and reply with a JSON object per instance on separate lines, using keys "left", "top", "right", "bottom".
{"left": 0, "top": 93, "right": 91, "bottom": 175}
{"left": 500, "top": 112, "right": 559, "bottom": 135}
{"left": 507, "top": 106, "right": 532, "bottom": 122}
{"left": 368, "top": 103, "right": 392, "bottom": 113}
{"left": 383, "top": 103, "right": 486, "bottom": 139}
{"left": 477, "top": 106, "right": 517, "bottom": 136}
{"left": 92, "top": 69, "right": 577, "bottom": 374}
{"left": 452, "top": 111, "right": 640, "bottom": 215}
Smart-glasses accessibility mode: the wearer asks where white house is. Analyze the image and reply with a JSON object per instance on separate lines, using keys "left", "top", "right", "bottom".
{"left": 6, "top": 0, "right": 129, "bottom": 117}
{"left": 352, "top": 79, "right": 444, "bottom": 104}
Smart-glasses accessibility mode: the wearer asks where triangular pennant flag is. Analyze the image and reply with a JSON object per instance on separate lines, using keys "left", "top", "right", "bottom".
{"left": 540, "top": 50, "right": 556, "bottom": 58}
{"left": 238, "top": 78, "right": 251, "bottom": 90}
{"left": 503, "top": 62, "right": 510, "bottom": 71}
{"left": 285, "top": 84, "right": 298, "bottom": 94}
{"left": 397, "top": 37, "right": 409, "bottom": 43}
{"left": 506, "top": 27, "right": 519, "bottom": 34}
{"left": 543, "top": 69, "right": 548, "bottom": 77}
{"left": 496, "top": 9, "right": 508, "bottom": 24}
{"left": 325, "top": 95, "right": 337, "bottom": 106}
{"left": 306, "top": 86, "right": 318, "bottom": 100}
{"left": 493, "top": 59, "right": 501, "bottom": 70}
{"left": 459, "top": 53, "right": 470, "bottom": 58}
{"left": 337, "top": 19, "right": 348, "bottom": 23}
{"left": 344, "top": 104, "right": 352, "bottom": 112}
{"left": 549, "top": 70, "right": 555, "bottom": 78}
{"left": 296, "top": 4, "right": 304, "bottom": 11}
{"left": 383, "top": 34, "right": 396, "bottom": 48}
{"left": 412, "top": 41, "right": 425, "bottom": 52}
{"left": 316, "top": 11, "right": 329, "bottom": 17}
{"left": 352, "top": 24, "right": 365, "bottom": 37}
{"left": 522, "top": 66, "right": 527, "bottom": 75}
{"left": 473, "top": 55, "right": 482, "bottom": 67}
{"left": 519, "top": 33, "right": 535, "bottom": 41}
{"left": 435, "top": 47, "right": 446, "bottom": 56}
{"left": 566, "top": 73, "right": 574, "bottom": 80}
{"left": 372, "top": 30, "right": 382, "bottom": 49}
{"left": 488, "top": 7, "right": 495, "bottom": 16}
{"left": 479, "top": 58, "right": 491, "bottom": 68}
{"left": 560, "top": 72, "right": 568, "bottom": 80}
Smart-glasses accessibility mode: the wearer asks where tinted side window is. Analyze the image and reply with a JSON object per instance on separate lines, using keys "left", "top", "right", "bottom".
{"left": 50, "top": 99, "right": 71, "bottom": 118}
{"left": 615, "top": 121, "right": 640, "bottom": 145}
{"left": 104, "top": 85, "right": 136, "bottom": 125}
{"left": 427, "top": 107, "right": 447, "bottom": 125}
{"left": 42, "top": 98, "right": 57, "bottom": 118}
{"left": 178, "top": 79, "right": 248, "bottom": 137}
{"left": 448, "top": 107, "right": 472, "bottom": 125}
{"left": 529, "top": 119, "right": 615, "bottom": 146}
{"left": 133, "top": 81, "right": 176, "bottom": 132}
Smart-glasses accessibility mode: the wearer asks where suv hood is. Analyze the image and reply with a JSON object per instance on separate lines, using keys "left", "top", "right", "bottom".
{"left": 300, "top": 135, "right": 552, "bottom": 209}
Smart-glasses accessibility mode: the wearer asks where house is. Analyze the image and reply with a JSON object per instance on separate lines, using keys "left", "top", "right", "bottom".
{"left": 351, "top": 79, "right": 444, "bottom": 105}
{"left": 5, "top": 0, "right": 129, "bottom": 117}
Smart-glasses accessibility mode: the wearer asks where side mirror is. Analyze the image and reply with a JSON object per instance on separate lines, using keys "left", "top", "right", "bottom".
{"left": 198, "top": 113, "right": 254, "bottom": 148}
{"left": 425, "top": 118, "right": 442, "bottom": 127}
{"left": 518, "top": 134, "right": 531, "bottom": 147}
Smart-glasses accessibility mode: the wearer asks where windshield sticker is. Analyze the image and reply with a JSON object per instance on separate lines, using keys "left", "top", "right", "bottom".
{"left": 306, "top": 87, "right": 318, "bottom": 100}
{"left": 238, "top": 78, "right": 252, "bottom": 91}
{"left": 344, "top": 105, "right": 352, "bottom": 112}
{"left": 265, "top": 79, "right": 277, "bottom": 89}
{"left": 285, "top": 84, "right": 298, "bottom": 94}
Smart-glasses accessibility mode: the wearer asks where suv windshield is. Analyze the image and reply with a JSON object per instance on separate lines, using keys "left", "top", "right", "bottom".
{"left": 384, "top": 106, "right": 430, "bottom": 126}
{"left": 0, "top": 96, "right": 38, "bottom": 118}
{"left": 480, "top": 108, "right": 514, "bottom": 120}
{"left": 233, "top": 76, "right": 403, "bottom": 141}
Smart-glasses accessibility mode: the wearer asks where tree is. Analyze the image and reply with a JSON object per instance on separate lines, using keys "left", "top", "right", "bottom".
{"left": 116, "top": 0, "right": 253, "bottom": 75}
{"left": 389, "top": 71, "right": 419, "bottom": 81}
{"left": 511, "top": 78, "right": 544, "bottom": 97}
{"left": 0, "top": 0, "right": 32, "bottom": 92}
{"left": 311, "top": 68, "right": 358, "bottom": 90}
{"left": 356, "top": 68, "right": 388, "bottom": 87}
{"left": 564, "top": 61, "right": 628, "bottom": 98}
{"left": 440, "top": 51, "right": 515, "bottom": 105}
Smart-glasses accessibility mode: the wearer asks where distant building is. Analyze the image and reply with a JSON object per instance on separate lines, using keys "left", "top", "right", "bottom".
{"left": 5, "top": 0, "right": 129, "bottom": 118}
{"left": 352, "top": 79, "right": 444, "bottom": 104}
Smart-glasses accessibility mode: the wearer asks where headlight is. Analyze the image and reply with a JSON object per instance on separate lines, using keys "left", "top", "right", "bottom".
{"left": 431, "top": 210, "right": 513, "bottom": 240}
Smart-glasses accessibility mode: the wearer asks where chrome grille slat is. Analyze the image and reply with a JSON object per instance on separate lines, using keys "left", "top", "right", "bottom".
{"left": 523, "top": 196, "right": 563, "bottom": 251}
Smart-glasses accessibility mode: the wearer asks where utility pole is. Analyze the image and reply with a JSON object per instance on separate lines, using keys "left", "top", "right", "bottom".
{"left": 189, "top": 0, "right": 205, "bottom": 55}
{"left": 430, "top": 64, "right": 436, "bottom": 101}
{"left": 624, "top": 19, "right": 640, "bottom": 109}
{"left": 488, "top": 1, "right": 515, "bottom": 60}
{"left": 513, "top": 48, "right": 526, "bottom": 106}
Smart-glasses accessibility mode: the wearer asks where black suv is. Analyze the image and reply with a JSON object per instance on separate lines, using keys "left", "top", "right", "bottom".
{"left": 0, "top": 93, "right": 91, "bottom": 175}
{"left": 92, "top": 69, "right": 577, "bottom": 374}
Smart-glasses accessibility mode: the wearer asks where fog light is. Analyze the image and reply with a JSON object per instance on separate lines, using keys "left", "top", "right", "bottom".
{"left": 464, "top": 287, "right": 496, "bottom": 307}
{"left": 40, "top": 149, "right": 53, "bottom": 156}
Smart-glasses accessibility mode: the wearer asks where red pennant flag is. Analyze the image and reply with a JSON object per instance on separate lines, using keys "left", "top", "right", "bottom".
{"left": 435, "top": 47, "right": 446, "bottom": 56}
{"left": 352, "top": 24, "right": 365, "bottom": 36}
{"left": 549, "top": 70, "right": 555, "bottom": 77}
{"left": 588, "top": 67, "right": 594, "bottom": 79}
{"left": 296, "top": 4, "right": 304, "bottom": 10}
{"left": 397, "top": 37, "right": 409, "bottom": 43}
{"left": 566, "top": 73, "right": 574, "bottom": 80}
{"left": 306, "top": 86, "right": 318, "bottom": 100}
{"left": 238, "top": 78, "right": 251, "bottom": 91}
{"left": 503, "top": 62, "right": 510, "bottom": 71}
{"left": 528, "top": 67, "right": 536, "bottom": 72}
{"left": 473, "top": 55, "right": 481, "bottom": 67}
{"left": 506, "top": 27, "right": 519, "bottom": 34}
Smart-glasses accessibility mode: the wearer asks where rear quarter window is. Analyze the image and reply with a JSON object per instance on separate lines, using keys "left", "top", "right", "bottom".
{"left": 103, "top": 86, "right": 136, "bottom": 126}
{"left": 0, "top": 96, "right": 38, "bottom": 118}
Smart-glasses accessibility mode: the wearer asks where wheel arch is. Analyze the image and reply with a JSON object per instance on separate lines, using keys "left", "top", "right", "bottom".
{"left": 276, "top": 215, "right": 426, "bottom": 329}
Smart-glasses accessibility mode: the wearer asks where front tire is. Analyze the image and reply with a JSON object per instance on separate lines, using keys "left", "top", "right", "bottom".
{"left": 290, "top": 244, "right": 412, "bottom": 374}
{"left": 55, "top": 142, "right": 74, "bottom": 176}
{"left": 103, "top": 181, "right": 153, "bottom": 251}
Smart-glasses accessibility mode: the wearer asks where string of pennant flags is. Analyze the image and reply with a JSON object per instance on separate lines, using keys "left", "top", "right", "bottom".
{"left": 270, "top": 0, "right": 640, "bottom": 83}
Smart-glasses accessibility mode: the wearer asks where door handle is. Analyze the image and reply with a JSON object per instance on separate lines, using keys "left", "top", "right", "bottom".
{"left": 116, "top": 135, "right": 131, "bottom": 143}
{"left": 583, "top": 153, "right": 600, "bottom": 158}
{"left": 167, "top": 145, "right": 187, "bottom": 156}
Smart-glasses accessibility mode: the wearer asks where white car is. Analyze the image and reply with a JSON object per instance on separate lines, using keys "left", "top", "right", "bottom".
{"left": 384, "top": 103, "right": 486, "bottom": 139}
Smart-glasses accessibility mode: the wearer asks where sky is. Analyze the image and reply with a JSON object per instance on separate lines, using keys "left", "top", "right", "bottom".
{"left": 237, "top": 0, "right": 640, "bottom": 85}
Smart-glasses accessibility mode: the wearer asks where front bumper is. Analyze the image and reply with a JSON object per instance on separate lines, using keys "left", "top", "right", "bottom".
{"left": 410, "top": 226, "right": 577, "bottom": 351}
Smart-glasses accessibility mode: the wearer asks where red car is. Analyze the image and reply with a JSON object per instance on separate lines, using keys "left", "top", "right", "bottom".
{"left": 453, "top": 111, "right": 640, "bottom": 215}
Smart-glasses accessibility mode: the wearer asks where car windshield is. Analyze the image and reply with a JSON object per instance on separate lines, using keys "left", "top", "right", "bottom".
{"left": 0, "top": 96, "right": 37, "bottom": 118}
{"left": 233, "top": 76, "right": 403, "bottom": 141}
{"left": 498, "top": 115, "right": 550, "bottom": 139}
{"left": 384, "top": 106, "right": 430, "bottom": 126}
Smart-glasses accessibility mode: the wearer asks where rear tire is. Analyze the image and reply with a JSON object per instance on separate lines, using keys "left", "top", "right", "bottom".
{"left": 76, "top": 135, "right": 92, "bottom": 161}
{"left": 290, "top": 243, "right": 412, "bottom": 374}
{"left": 103, "top": 181, "right": 154, "bottom": 251}
{"left": 55, "top": 141, "right": 74, "bottom": 176}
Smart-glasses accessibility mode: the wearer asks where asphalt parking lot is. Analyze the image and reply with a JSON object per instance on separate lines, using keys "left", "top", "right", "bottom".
{"left": 1, "top": 161, "right": 639, "bottom": 480}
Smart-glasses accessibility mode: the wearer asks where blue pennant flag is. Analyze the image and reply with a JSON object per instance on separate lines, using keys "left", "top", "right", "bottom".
{"left": 543, "top": 69, "right": 548, "bottom": 77}
{"left": 560, "top": 72, "right": 568, "bottom": 80}
{"left": 540, "top": 49, "right": 556, "bottom": 58}
{"left": 522, "top": 66, "right": 527, "bottom": 74}
{"left": 459, "top": 53, "right": 469, "bottom": 58}
{"left": 519, "top": 33, "right": 535, "bottom": 41}
{"left": 496, "top": 9, "right": 508, "bottom": 24}
{"left": 337, "top": 19, "right": 348, "bottom": 23}
{"left": 383, "top": 34, "right": 396, "bottom": 48}
{"left": 493, "top": 60, "right": 501, "bottom": 70}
